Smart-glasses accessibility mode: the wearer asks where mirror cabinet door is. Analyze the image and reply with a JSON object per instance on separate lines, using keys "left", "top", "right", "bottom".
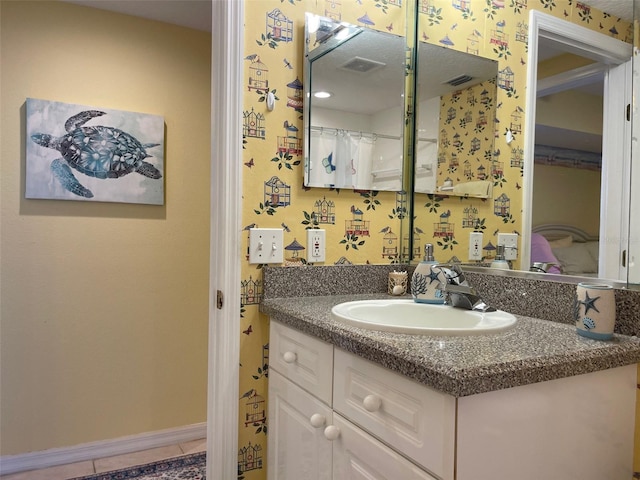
{"left": 304, "top": 14, "right": 406, "bottom": 191}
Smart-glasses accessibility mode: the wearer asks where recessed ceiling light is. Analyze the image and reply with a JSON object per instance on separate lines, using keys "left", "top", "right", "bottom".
{"left": 313, "top": 91, "right": 332, "bottom": 99}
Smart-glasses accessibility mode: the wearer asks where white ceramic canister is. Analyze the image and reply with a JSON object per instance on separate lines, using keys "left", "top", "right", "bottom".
{"left": 574, "top": 282, "right": 616, "bottom": 340}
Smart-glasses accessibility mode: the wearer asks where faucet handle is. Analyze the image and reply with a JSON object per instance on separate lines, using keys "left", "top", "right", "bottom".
{"left": 445, "top": 263, "right": 466, "bottom": 285}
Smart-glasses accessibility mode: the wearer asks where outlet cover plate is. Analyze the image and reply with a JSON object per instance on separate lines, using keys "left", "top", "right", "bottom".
{"left": 469, "top": 232, "right": 483, "bottom": 261}
{"left": 249, "top": 228, "right": 284, "bottom": 264}
{"left": 307, "top": 229, "right": 326, "bottom": 263}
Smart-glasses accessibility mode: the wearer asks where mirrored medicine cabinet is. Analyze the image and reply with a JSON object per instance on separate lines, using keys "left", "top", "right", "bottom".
{"left": 303, "top": 12, "right": 498, "bottom": 198}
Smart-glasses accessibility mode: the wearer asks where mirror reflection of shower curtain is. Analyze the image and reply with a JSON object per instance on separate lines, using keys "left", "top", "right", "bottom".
{"left": 309, "top": 129, "right": 338, "bottom": 187}
{"left": 346, "top": 132, "right": 374, "bottom": 189}
{"left": 309, "top": 129, "right": 375, "bottom": 189}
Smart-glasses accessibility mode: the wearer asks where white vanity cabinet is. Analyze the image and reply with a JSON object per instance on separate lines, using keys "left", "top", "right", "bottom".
{"left": 268, "top": 321, "right": 441, "bottom": 480}
{"left": 268, "top": 320, "right": 636, "bottom": 480}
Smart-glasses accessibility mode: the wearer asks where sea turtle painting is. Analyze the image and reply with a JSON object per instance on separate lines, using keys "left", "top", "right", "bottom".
{"left": 27, "top": 101, "right": 164, "bottom": 203}
{"left": 30, "top": 109, "right": 162, "bottom": 199}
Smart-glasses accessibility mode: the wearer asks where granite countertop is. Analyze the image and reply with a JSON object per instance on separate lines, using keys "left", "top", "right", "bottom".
{"left": 260, "top": 293, "right": 640, "bottom": 397}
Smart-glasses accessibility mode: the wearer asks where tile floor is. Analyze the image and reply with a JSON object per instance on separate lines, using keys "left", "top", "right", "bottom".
{"left": 0, "top": 438, "right": 206, "bottom": 480}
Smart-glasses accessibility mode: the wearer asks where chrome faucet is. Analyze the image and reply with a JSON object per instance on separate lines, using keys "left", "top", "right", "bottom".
{"left": 437, "top": 264, "right": 496, "bottom": 312}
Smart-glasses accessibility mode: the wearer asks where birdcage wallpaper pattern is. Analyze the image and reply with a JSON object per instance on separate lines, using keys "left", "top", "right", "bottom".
{"left": 498, "top": 66, "right": 514, "bottom": 90}
{"left": 286, "top": 78, "right": 304, "bottom": 112}
{"left": 324, "top": 0, "right": 342, "bottom": 20}
{"left": 490, "top": 20, "right": 508, "bottom": 48}
{"left": 314, "top": 197, "right": 336, "bottom": 224}
{"left": 511, "top": 147, "right": 524, "bottom": 168}
{"left": 244, "top": 391, "right": 266, "bottom": 427}
{"left": 494, "top": 193, "right": 510, "bottom": 217}
{"left": 434, "top": 210, "right": 454, "bottom": 237}
{"left": 510, "top": 108, "right": 523, "bottom": 134}
{"left": 241, "top": 276, "right": 262, "bottom": 306}
{"left": 452, "top": 0, "right": 471, "bottom": 12}
{"left": 463, "top": 159, "right": 473, "bottom": 179}
{"left": 345, "top": 206, "right": 370, "bottom": 237}
{"left": 467, "top": 31, "right": 480, "bottom": 55}
{"left": 277, "top": 122, "right": 302, "bottom": 156}
{"left": 462, "top": 206, "right": 478, "bottom": 228}
{"left": 492, "top": 160, "right": 504, "bottom": 177}
{"left": 264, "top": 176, "right": 291, "bottom": 207}
{"left": 382, "top": 229, "right": 398, "bottom": 258}
{"left": 238, "top": 442, "right": 263, "bottom": 473}
{"left": 267, "top": 8, "right": 293, "bottom": 42}
{"left": 248, "top": 57, "right": 269, "bottom": 92}
{"left": 243, "top": 108, "right": 266, "bottom": 140}
{"left": 239, "top": 2, "right": 631, "bottom": 478}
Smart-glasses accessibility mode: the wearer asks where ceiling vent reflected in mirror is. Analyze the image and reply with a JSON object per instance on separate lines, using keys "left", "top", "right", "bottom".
{"left": 339, "top": 57, "right": 386, "bottom": 74}
{"left": 444, "top": 74, "right": 474, "bottom": 86}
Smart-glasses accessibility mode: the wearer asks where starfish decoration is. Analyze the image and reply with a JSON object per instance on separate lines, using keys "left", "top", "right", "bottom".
{"left": 579, "top": 291, "right": 600, "bottom": 316}
{"left": 427, "top": 268, "right": 442, "bottom": 284}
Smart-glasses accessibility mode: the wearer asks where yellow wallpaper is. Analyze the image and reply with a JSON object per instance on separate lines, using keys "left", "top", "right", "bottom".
{"left": 239, "top": 1, "right": 631, "bottom": 478}
{"left": 435, "top": 80, "right": 497, "bottom": 190}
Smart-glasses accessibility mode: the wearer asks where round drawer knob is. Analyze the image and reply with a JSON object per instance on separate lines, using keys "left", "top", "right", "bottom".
{"left": 363, "top": 394, "right": 382, "bottom": 412}
{"left": 309, "top": 413, "right": 326, "bottom": 428}
{"left": 324, "top": 425, "right": 340, "bottom": 441}
{"left": 283, "top": 351, "right": 297, "bottom": 364}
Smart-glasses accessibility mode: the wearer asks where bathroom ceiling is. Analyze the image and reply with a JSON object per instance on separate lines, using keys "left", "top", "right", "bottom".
{"left": 61, "top": 1, "right": 634, "bottom": 33}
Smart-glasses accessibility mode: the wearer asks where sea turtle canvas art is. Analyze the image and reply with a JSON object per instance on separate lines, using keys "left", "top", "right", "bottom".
{"left": 26, "top": 98, "right": 165, "bottom": 204}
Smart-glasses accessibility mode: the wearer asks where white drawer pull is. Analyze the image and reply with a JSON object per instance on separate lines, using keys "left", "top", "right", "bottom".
{"left": 363, "top": 394, "right": 382, "bottom": 412}
{"left": 309, "top": 413, "right": 326, "bottom": 428}
{"left": 324, "top": 425, "right": 340, "bottom": 441}
{"left": 283, "top": 351, "right": 297, "bottom": 364}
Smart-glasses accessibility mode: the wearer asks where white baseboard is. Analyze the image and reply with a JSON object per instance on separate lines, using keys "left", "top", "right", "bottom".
{"left": 0, "top": 422, "right": 206, "bottom": 475}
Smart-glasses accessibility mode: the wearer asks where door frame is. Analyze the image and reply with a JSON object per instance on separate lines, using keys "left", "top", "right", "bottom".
{"left": 207, "top": 1, "right": 244, "bottom": 479}
{"left": 522, "top": 10, "right": 632, "bottom": 278}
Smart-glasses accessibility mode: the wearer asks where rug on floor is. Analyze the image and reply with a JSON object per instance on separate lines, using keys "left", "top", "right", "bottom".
{"left": 69, "top": 452, "right": 206, "bottom": 480}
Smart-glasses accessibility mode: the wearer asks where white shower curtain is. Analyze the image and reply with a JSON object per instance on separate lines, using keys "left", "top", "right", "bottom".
{"left": 309, "top": 128, "right": 375, "bottom": 189}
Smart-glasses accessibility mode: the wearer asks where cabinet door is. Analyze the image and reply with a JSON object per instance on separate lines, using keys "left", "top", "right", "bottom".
{"left": 333, "top": 349, "right": 455, "bottom": 479}
{"left": 331, "top": 414, "right": 438, "bottom": 480}
{"left": 268, "top": 370, "right": 333, "bottom": 480}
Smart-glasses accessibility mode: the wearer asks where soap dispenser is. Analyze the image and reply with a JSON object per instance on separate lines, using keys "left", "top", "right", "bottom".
{"left": 411, "top": 243, "right": 446, "bottom": 304}
{"left": 491, "top": 245, "right": 510, "bottom": 270}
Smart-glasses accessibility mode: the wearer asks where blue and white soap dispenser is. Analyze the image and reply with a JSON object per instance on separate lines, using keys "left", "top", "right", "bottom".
{"left": 411, "top": 243, "right": 447, "bottom": 304}
{"left": 491, "top": 244, "right": 510, "bottom": 270}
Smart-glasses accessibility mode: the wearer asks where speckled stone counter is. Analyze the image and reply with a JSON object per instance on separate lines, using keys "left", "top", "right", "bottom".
{"left": 261, "top": 265, "right": 640, "bottom": 397}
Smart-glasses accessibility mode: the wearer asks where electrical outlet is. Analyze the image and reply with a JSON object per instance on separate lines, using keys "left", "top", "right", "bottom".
{"left": 469, "top": 232, "right": 483, "bottom": 261}
{"left": 248, "top": 228, "right": 284, "bottom": 264}
{"left": 497, "top": 233, "right": 518, "bottom": 261}
{"left": 307, "top": 229, "right": 326, "bottom": 263}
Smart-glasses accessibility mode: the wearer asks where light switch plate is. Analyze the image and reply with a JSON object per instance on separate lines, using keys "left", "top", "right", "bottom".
{"left": 249, "top": 228, "right": 284, "bottom": 264}
{"left": 497, "top": 233, "right": 518, "bottom": 260}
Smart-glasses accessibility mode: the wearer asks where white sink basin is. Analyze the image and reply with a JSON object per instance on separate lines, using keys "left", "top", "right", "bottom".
{"left": 331, "top": 299, "right": 517, "bottom": 336}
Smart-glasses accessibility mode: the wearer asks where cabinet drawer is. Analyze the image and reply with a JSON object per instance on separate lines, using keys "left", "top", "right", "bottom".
{"left": 333, "top": 349, "right": 455, "bottom": 480}
{"left": 332, "top": 413, "right": 438, "bottom": 480}
{"left": 270, "top": 321, "right": 333, "bottom": 405}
